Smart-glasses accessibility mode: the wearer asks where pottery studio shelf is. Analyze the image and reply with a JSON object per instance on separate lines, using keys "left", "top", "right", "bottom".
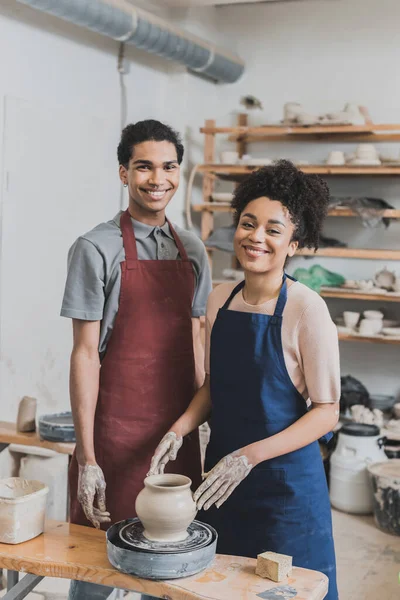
{"left": 197, "top": 164, "right": 400, "bottom": 181}
{"left": 211, "top": 281, "right": 400, "bottom": 304}
{"left": 200, "top": 122, "right": 400, "bottom": 143}
{"left": 207, "top": 246, "right": 400, "bottom": 260}
{"left": 193, "top": 203, "right": 400, "bottom": 219}
{"left": 337, "top": 333, "right": 400, "bottom": 345}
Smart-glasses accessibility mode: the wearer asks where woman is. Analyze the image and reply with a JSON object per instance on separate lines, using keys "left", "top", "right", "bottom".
{"left": 149, "top": 160, "right": 340, "bottom": 600}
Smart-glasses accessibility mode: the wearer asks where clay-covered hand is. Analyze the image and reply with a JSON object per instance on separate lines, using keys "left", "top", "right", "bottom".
{"left": 193, "top": 451, "right": 253, "bottom": 511}
{"left": 77, "top": 464, "right": 111, "bottom": 529}
{"left": 147, "top": 432, "right": 183, "bottom": 476}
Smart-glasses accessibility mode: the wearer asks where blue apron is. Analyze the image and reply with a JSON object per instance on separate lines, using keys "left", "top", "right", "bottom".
{"left": 200, "top": 275, "right": 338, "bottom": 600}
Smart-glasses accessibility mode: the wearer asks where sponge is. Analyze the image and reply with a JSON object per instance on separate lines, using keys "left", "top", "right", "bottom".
{"left": 255, "top": 551, "right": 292, "bottom": 582}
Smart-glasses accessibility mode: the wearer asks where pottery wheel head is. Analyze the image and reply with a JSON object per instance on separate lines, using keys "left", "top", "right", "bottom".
{"left": 118, "top": 518, "right": 212, "bottom": 554}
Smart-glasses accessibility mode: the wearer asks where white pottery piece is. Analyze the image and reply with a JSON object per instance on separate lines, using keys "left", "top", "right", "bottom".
{"left": 357, "top": 280, "right": 375, "bottom": 291}
{"left": 283, "top": 102, "right": 303, "bottom": 122}
{"left": 374, "top": 267, "right": 396, "bottom": 290}
{"left": 327, "top": 151, "right": 345, "bottom": 166}
{"left": 220, "top": 151, "right": 239, "bottom": 165}
{"left": 135, "top": 474, "right": 197, "bottom": 543}
{"left": 382, "top": 327, "right": 400, "bottom": 337}
{"left": 363, "top": 310, "right": 384, "bottom": 320}
{"left": 359, "top": 319, "right": 382, "bottom": 336}
{"left": 211, "top": 192, "right": 234, "bottom": 203}
{"left": 343, "top": 311, "right": 360, "bottom": 329}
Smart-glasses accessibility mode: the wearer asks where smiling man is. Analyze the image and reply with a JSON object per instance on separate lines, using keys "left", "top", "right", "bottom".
{"left": 61, "top": 120, "right": 211, "bottom": 600}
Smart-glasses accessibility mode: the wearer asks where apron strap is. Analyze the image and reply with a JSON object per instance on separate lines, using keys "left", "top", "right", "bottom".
{"left": 221, "top": 280, "right": 245, "bottom": 310}
{"left": 166, "top": 219, "right": 190, "bottom": 262}
{"left": 120, "top": 209, "right": 138, "bottom": 269}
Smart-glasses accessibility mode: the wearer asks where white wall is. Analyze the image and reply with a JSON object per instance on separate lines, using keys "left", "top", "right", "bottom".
{"left": 0, "top": 0, "right": 173, "bottom": 420}
{"left": 213, "top": 0, "right": 400, "bottom": 398}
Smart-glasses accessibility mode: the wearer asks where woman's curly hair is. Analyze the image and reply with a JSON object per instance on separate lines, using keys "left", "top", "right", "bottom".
{"left": 231, "top": 160, "right": 329, "bottom": 250}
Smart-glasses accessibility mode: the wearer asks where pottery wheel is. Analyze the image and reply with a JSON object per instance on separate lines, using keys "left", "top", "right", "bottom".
{"left": 118, "top": 518, "right": 212, "bottom": 554}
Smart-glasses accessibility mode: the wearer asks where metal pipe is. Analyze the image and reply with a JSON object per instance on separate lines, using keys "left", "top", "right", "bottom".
{"left": 17, "top": 0, "right": 245, "bottom": 83}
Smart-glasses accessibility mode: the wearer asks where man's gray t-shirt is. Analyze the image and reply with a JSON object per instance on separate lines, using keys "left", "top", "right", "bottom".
{"left": 61, "top": 212, "right": 212, "bottom": 358}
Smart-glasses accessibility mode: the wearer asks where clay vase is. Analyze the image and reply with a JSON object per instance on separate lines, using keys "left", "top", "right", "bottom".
{"left": 135, "top": 474, "right": 197, "bottom": 542}
{"left": 16, "top": 396, "right": 37, "bottom": 432}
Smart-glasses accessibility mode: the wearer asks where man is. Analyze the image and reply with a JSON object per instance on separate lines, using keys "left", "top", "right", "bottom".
{"left": 61, "top": 120, "right": 212, "bottom": 599}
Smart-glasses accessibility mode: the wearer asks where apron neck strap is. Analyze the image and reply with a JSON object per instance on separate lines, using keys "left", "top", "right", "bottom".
{"left": 222, "top": 280, "right": 245, "bottom": 309}
{"left": 121, "top": 209, "right": 138, "bottom": 264}
{"left": 273, "top": 273, "right": 290, "bottom": 318}
{"left": 166, "top": 219, "right": 190, "bottom": 262}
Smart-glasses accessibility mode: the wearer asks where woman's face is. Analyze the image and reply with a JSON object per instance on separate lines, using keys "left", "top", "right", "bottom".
{"left": 234, "top": 197, "right": 298, "bottom": 275}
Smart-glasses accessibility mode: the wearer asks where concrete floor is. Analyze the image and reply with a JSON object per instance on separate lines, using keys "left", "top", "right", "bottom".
{"left": 1, "top": 509, "right": 399, "bottom": 599}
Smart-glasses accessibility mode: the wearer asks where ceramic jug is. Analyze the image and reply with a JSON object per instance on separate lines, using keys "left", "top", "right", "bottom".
{"left": 135, "top": 474, "right": 197, "bottom": 542}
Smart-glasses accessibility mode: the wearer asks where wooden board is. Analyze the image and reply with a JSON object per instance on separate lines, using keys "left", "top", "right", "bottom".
{"left": 0, "top": 421, "right": 75, "bottom": 455}
{"left": 197, "top": 164, "right": 400, "bottom": 177}
{"left": 338, "top": 333, "right": 400, "bottom": 345}
{"left": 0, "top": 520, "right": 329, "bottom": 600}
{"left": 192, "top": 204, "right": 400, "bottom": 219}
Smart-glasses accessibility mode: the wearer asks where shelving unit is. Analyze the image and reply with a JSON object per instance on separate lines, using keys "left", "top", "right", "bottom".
{"left": 197, "top": 115, "right": 400, "bottom": 345}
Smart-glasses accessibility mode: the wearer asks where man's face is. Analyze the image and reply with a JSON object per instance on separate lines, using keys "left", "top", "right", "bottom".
{"left": 119, "top": 140, "right": 180, "bottom": 221}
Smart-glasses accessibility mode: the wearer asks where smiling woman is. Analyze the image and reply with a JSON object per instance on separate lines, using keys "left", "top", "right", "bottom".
{"left": 149, "top": 160, "right": 340, "bottom": 600}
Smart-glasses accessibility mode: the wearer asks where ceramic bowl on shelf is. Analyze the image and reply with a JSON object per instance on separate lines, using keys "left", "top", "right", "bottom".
{"left": 382, "top": 327, "right": 400, "bottom": 337}
{"left": 210, "top": 192, "right": 233, "bottom": 203}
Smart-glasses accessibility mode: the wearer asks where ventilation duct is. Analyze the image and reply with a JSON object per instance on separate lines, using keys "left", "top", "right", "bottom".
{"left": 17, "top": 0, "right": 245, "bottom": 83}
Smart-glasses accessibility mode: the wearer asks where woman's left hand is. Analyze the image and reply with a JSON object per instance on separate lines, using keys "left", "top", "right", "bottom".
{"left": 193, "top": 451, "right": 253, "bottom": 511}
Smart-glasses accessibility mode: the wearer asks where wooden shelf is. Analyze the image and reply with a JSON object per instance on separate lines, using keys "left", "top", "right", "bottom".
{"left": 297, "top": 248, "right": 400, "bottom": 260}
{"left": 0, "top": 421, "right": 75, "bottom": 455}
{"left": 338, "top": 333, "right": 400, "bottom": 345}
{"left": 197, "top": 164, "right": 400, "bottom": 179}
{"left": 200, "top": 123, "right": 400, "bottom": 143}
{"left": 193, "top": 204, "right": 400, "bottom": 219}
{"left": 320, "top": 288, "right": 400, "bottom": 302}
{"left": 207, "top": 247, "right": 400, "bottom": 260}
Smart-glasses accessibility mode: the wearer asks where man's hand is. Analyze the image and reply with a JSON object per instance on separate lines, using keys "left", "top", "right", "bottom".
{"left": 77, "top": 464, "right": 111, "bottom": 528}
{"left": 194, "top": 451, "right": 253, "bottom": 511}
{"left": 147, "top": 432, "right": 183, "bottom": 476}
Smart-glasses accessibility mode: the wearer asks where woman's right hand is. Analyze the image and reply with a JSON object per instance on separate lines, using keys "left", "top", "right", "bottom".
{"left": 147, "top": 431, "right": 183, "bottom": 476}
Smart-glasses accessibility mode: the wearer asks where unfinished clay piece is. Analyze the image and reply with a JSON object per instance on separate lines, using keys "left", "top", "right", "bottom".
{"left": 16, "top": 396, "right": 37, "bottom": 433}
{"left": 135, "top": 474, "right": 197, "bottom": 543}
{"left": 374, "top": 267, "right": 396, "bottom": 290}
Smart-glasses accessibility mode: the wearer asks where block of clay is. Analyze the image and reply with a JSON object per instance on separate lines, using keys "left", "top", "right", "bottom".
{"left": 16, "top": 396, "right": 37, "bottom": 432}
{"left": 255, "top": 551, "right": 292, "bottom": 582}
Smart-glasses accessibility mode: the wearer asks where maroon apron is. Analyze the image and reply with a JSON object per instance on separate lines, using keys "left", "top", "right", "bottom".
{"left": 69, "top": 209, "right": 202, "bottom": 528}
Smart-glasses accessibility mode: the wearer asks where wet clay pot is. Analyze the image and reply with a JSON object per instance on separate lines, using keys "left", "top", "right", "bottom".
{"left": 135, "top": 474, "right": 197, "bottom": 542}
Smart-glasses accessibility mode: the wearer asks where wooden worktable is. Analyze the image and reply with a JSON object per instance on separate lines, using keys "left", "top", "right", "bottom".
{"left": 0, "top": 421, "right": 75, "bottom": 455}
{"left": 0, "top": 520, "right": 328, "bottom": 599}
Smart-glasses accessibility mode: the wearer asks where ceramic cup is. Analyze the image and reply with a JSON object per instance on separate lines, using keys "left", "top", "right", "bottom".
{"left": 283, "top": 102, "right": 303, "bottom": 122}
{"left": 327, "top": 151, "right": 345, "bottom": 166}
{"left": 220, "top": 151, "right": 239, "bottom": 164}
{"left": 364, "top": 310, "right": 384, "bottom": 320}
{"left": 355, "top": 144, "right": 378, "bottom": 160}
{"left": 359, "top": 318, "right": 382, "bottom": 336}
{"left": 393, "top": 403, "right": 400, "bottom": 419}
{"left": 343, "top": 311, "right": 360, "bottom": 329}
